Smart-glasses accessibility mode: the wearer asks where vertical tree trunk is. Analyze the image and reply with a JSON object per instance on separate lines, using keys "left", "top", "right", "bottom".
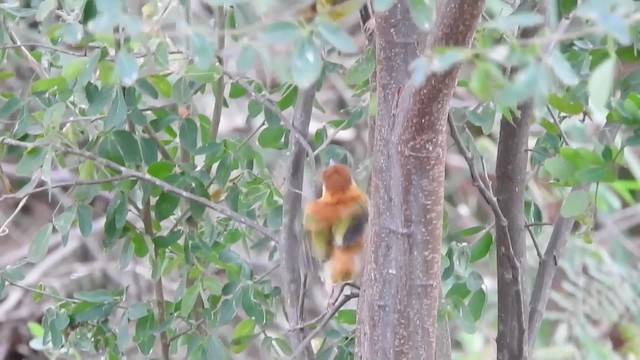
{"left": 494, "top": 1, "right": 547, "bottom": 358}
{"left": 356, "top": 1, "right": 485, "bottom": 359}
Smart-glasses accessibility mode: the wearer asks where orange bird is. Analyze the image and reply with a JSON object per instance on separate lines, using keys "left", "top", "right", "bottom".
{"left": 303, "top": 161, "right": 369, "bottom": 298}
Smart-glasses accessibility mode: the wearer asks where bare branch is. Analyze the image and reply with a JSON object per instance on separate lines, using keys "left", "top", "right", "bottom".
{"left": 288, "top": 292, "right": 359, "bottom": 360}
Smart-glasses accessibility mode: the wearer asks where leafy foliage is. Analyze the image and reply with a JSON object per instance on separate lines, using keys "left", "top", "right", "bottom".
{"left": 2, "top": 0, "right": 640, "bottom": 359}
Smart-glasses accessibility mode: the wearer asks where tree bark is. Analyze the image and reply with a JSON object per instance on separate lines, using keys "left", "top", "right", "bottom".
{"left": 494, "top": 1, "right": 547, "bottom": 359}
{"left": 356, "top": 1, "right": 485, "bottom": 359}
{"left": 280, "top": 86, "right": 316, "bottom": 360}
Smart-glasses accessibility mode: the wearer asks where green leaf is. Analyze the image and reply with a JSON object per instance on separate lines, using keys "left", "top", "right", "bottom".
{"left": 452, "top": 225, "right": 485, "bottom": 237}
{"left": 147, "top": 161, "right": 175, "bottom": 179}
{"left": 155, "top": 192, "right": 180, "bottom": 222}
{"left": 575, "top": 165, "right": 617, "bottom": 183}
{"left": 179, "top": 118, "right": 199, "bottom": 153}
{"left": 0, "top": 97, "right": 20, "bottom": 118}
{"left": 291, "top": 36, "right": 322, "bottom": 89}
{"left": 345, "top": 46, "right": 375, "bottom": 85}
{"left": 315, "top": 17, "right": 358, "bottom": 53}
{"left": 469, "top": 232, "right": 493, "bottom": 263}
{"left": 152, "top": 230, "right": 182, "bottom": 248}
{"left": 498, "top": 63, "right": 539, "bottom": 106}
{"left": 104, "top": 87, "right": 127, "bottom": 130}
{"left": 548, "top": 93, "right": 583, "bottom": 115}
{"left": 408, "top": 0, "right": 434, "bottom": 29}
{"left": 544, "top": 157, "right": 577, "bottom": 183}
{"left": 147, "top": 75, "right": 172, "bottom": 98}
{"left": 62, "top": 57, "right": 89, "bottom": 80}
{"left": 467, "top": 288, "right": 486, "bottom": 321}
{"left": 53, "top": 208, "right": 75, "bottom": 238}
{"left": 560, "top": 190, "right": 590, "bottom": 217}
{"left": 113, "top": 130, "right": 143, "bottom": 164}
{"left": 588, "top": 56, "right": 615, "bottom": 115}
{"left": 548, "top": 50, "right": 580, "bottom": 86}
{"left": 231, "top": 319, "right": 256, "bottom": 353}
{"left": 237, "top": 44, "right": 258, "bottom": 73}
{"left": 484, "top": 12, "right": 544, "bottom": 31}
{"left": 31, "top": 76, "right": 67, "bottom": 93}
{"left": 465, "top": 271, "right": 484, "bottom": 291}
{"left": 257, "top": 125, "right": 286, "bottom": 149}
{"left": 180, "top": 283, "right": 201, "bottom": 317}
{"left": 336, "top": 309, "right": 357, "bottom": 325}
{"left": 372, "top": 0, "right": 394, "bottom": 12}
{"left": 191, "top": 32, "right": 214, "bottom": 70}
{"left": 260, "top": 21, "right": 303, "bottom": 43}
{"left": 16, "top": 147, "right": 46, "bottom": 176}
{"left": 74, "top": 289, "right": 116, "bottom": 303}
{"left": 115, "top": 51, "right": 140, "bottom": 86}
{"left": 446, "top": 282, "right": 471, "bottom": 301}
{"left": 28, "top": 223, "right": 53, "bottom": 263}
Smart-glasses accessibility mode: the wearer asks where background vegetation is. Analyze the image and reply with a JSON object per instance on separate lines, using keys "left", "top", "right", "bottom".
{"left": 1, "top": 0, "right": 640, "bottom": 359}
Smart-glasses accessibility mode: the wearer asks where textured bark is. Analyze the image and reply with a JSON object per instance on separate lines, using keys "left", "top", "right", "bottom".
{"left": 279, "top": 86, "right": 316, "bottom": 360}
{"left": 494, "top": 1, "right": 548, "bottom": 359}
{"left": 356, "top": 1, "right": 485, "bottom": 359}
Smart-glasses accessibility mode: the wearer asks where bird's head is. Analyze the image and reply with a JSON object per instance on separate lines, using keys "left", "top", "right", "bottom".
{"left": 321, "top": 160, "right": 353, "bottom": 195}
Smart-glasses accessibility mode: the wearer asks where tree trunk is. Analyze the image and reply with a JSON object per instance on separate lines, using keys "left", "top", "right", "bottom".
{"left": 356, "top": 1, "right": 485, "bottom": 359}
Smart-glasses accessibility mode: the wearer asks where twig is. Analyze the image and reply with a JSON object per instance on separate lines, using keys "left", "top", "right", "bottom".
{"left": 0, "top": 195, "right": 29, "bottom": 236}
{"left": 546, "top": 105, "right": 570, "bottom": 146}
{"left": 0, "top": 175, "right": 131, "bottom": 201}
{"left": 448, "top": 114, "right": 526, "bottom": 347}
{"left": 0, "top": 137, "right": 277, "bottom": 241}
{"left": 223, "top": 71, "right": 316, "bottom": 176}
{"left": 207, "top": 6, "right": 227, "bottom": 174}
{"left": 524, "top": 221, "right": 543, "bottom": 261}
{"left": 288, "top": 292, "right": 359, "bottom": 360}
{"left": 168, "top": 318, "right": 205, "bottom": 344}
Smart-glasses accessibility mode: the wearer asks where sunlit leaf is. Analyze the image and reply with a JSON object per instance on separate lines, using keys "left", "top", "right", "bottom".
{"left": 291, "top": 36, "right": 322, "bottom": 89}
{"left": 560, "top": 190, "right": 590, "bottom": 217}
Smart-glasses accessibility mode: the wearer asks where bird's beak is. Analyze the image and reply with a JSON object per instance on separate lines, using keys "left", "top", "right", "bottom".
{"left": 328, "top": 159, "right": 336, "bottom": 166}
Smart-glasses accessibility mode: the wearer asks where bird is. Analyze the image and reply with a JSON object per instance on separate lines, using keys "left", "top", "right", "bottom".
{"left": 303, "top": 160, "right": 369, "bottom": 303}
{"left": 300, "top": 0, "right": 367, "bottom": 23}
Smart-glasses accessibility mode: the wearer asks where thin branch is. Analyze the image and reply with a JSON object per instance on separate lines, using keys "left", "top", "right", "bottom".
{"left": 223, "top": 71, "right": 316, "bottom": 175}
{"left": 0, "top": 175, "right": 131, "bottom": 201}
{"left": 288, "top": 292, "right": 359, "bottom": 360}
{"left": 0, "top": 137, "right": 277, "bottom": 241}
{"left": 208, "top": 6, "right": 227, "bottom": 171}
{"left": 524, "top": 221, "right": 543, "bottom": 261}
{"left": 448, "top": 114, "right": 526, "bottom": 343}
{"left": 546, "top": 105, "right": 570, "bottom": 146}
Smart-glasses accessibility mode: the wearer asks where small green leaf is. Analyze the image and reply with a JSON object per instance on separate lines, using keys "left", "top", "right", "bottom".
{"left": 179, "top": 118, "right": 199, "bottom": 153}
{"left": 257, "top": 125, "right": 286, "bottom": 149}
{"left": 575, "top": 165, "right": 617, "bottom": 183}
{"left": 231, "top": 319, "right": 256, "bottom": 353}
{"left": 104, "top": 87, "right": 127, "bottom": 130}
{"left": 372, "top": 0, "right": 394, "bottom": 12}
{"left": 0, "top": 97, "right": 20, "bottom": 118}
{"left": 115, "top": 51, "right": 140, "bottom": 86}
{"left": 191, "top": 32, "right": 214, "bottom": 70}
{"left": 28, "top": 223, "right": 53, "bottom": 263}
{"left": 452, "top": 226, "right": 485, "bottom": 237}
{"left": 467, "top": 288, "right": 486, "bottom": 321}
{"left": 465, "top": 271, "right": 484, "bottom": 291}
{"left": 345, "top": 46, "right": 375, "bottom": 85}
{"left": 155, "top": 192, "right": 180, "bottom": 222}
{"left": 469, "top": 232, "right": 493, "bottom": 263}
{"left": 588, "top": 56, "right": 615, "bottom": 115}
{"left": 147, "top": 161, "right": 175, "bottom": 179}
{"left": 560, "top": 190, "right": 590, "bottom": 217}
{"left": 315, "top": 17, "right": 358, "bottom": 53}
{"left": 53, "top": 208, "right": 75, "bottom": 238}
{"left": 408, "top": 0, "right": 434, "bottom": 29}
{"left": 291, "top": 36, "right": 322, "bottom": 89}
{"left": 548, "top": 50, "right": 580, "bottom": 86}
{"left": 62, "top": 57, "right": 89, "bottom": 80}
{"left": 31, "top": 76, "right": 67, "bottom": 93}
{"left": 113, "top": 130, "right": 143, "bottom": 164}
{"left": 147, "top": 75, "right": 173, "bottom": 97}
{"left": 16, "top": 147, "right": 47, "bottom": 176}
{"left": 74, "top": 289, "right": 116, "bottom": 303}
{"left": 548, "top": 93, "right": 583, "bottom": 115}
{"left": 180, "top": 283, "right": 201, "bottom": 317}
{"left": 260, "top": 21, "right": 303, "bottom": 43}
{"left": 237, "top": 44, "right": 258, "bottom": 72}
{"left": 484, "top": 12, "right": 544, "bottom": 31}
{"left": 336, "top": 309, "right": 357, "bottom": 325}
